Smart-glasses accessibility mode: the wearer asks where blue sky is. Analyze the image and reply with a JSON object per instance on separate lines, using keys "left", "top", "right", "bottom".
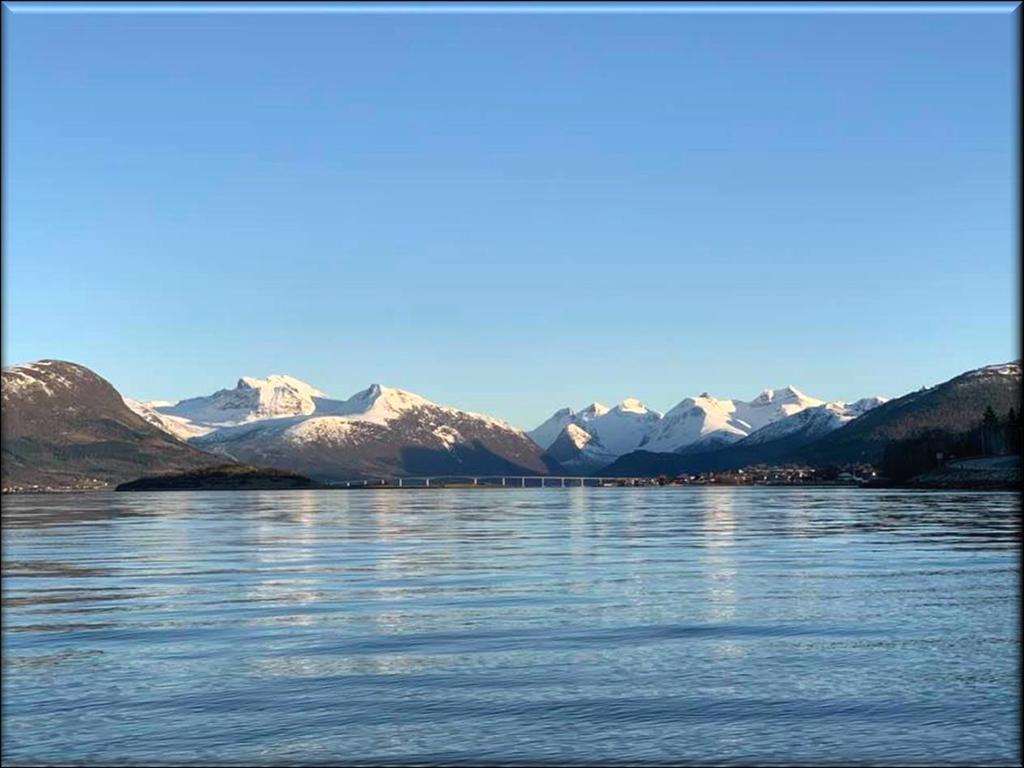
{"left": 3, "top": 2, "right": 1018, "bottom": 428}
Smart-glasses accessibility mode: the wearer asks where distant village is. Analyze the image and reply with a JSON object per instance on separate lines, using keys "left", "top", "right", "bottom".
{"left": 600, "top": 464, "right": 879, "bottom": 487}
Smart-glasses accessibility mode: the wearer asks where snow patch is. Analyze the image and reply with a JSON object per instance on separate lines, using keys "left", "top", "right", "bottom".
{"left": 2, "top": 360, "right": 89, "bottom": 398}
{"left": 563, "top": 423, "right": 593, "bottom": 449}
{"left": 974, "top": 362, "right": 1020, "bottom": 377}
{"left": 284, "top": 417, "right": 356, "bottom": 446}
{"left": 578, "top": 402, "right": 610, "bottom": 418}
{"left": 432, "top": 425, "right": 463, "bottom": 449}
{"left": 124, "top": 398, "right": 213, "bottom": 440}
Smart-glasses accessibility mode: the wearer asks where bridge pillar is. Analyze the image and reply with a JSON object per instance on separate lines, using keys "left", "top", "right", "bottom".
{"left": 521, "top": 477, "right": 526, "bottom": 488}
{"left": 561, "top": 477, "right": 565, "bottom": 487}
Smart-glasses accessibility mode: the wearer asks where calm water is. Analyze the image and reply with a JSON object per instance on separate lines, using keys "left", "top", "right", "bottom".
{"left": 2, "top": 488, "right": 1019, "bottom": 765}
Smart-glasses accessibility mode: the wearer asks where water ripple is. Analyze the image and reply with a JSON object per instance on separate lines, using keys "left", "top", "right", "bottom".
{"left": 2, "top": 488, "right": 1019, "bottom": 765}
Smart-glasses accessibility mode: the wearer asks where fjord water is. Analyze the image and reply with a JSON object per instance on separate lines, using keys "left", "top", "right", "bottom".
{"left": 2, "top": 489, "right": 1019, "bottom": 765}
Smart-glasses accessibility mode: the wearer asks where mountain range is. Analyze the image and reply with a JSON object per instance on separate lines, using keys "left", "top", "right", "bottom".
{"left": 139, "top": 378, "right": 557, "bottom": 481}
{"left": 528, "top": 387, "right": 888, "bottom": 474}
{"left": 601, "top": 362, "right": 1021, "bottom": 477}
{"left": 1, "top": 358, "right": 1019, "bottom": 490}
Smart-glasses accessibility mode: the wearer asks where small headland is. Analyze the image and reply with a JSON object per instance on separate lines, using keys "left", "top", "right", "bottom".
{"left": 116, "top": 464, "right": 322, "bottom": 491}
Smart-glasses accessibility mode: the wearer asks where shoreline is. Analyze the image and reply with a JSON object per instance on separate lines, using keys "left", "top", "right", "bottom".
{"left": 4, "top": 482, "right": 1018, "bottom": 495}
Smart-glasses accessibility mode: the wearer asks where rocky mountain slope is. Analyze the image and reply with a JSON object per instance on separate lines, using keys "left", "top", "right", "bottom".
{"left": 2, "top": 360, "right": 218, "bottom": 490}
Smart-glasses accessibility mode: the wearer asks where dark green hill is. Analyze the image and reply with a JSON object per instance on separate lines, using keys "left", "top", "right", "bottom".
{"left": 117, "top": 464, "right": 320, "bottom": 491}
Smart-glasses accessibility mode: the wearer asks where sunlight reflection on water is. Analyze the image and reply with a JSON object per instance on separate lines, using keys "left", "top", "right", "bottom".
{"left": 2, "top": 488, "right": 1020, "bottom": 765}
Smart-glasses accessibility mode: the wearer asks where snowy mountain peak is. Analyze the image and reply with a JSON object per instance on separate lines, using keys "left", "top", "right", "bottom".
{"left": 346, "top": 383, "right": 433, "bottom": 420}
{"left": 692, "top": 392, "right": 729, "bottom": 407}
{"left": 564, "top": 423, "right": 593, "bottom": 449}
{"left": 347, "top": 383, "right": 382, "bottom": 405}
{"left": 323, "top": 383, "right": 516, "bottom": 433}
{"left": 236, "top": 374, "right": 325, "bottom": 398}
{"left": 528, "top": 397, "right": 658, "bottom": 456}
{"left": 527, "top": 407, "right": 580, "bottom": 449}
{"left": 615, "top": 397, "right": 649, "bottom": 414}
{"left": 752, "top": 385, "right": 806, "bottom": 405}
{"left": 740, "top": 394, "right": 889, "bottom": 447}
{"left": 843, "top": 396, "right": 889, "bottom": 416}
{"left": 151, "top": 373, "right": 327, "bottom": 430}
{"left": 643, "top": 385, "right": 829, "bottom": 454}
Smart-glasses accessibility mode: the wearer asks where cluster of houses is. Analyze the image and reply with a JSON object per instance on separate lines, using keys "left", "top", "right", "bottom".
{"left": 2, "top": 478, "right": 112, "bottom": 494}
{"left": 599, "top": 464, "right": 879, "bottom": 487}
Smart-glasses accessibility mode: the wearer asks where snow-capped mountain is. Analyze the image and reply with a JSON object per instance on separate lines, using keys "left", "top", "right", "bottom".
{"left": 638, "top": 393, "right": 747, "bottom": 453}
{"left": 639, "top": 386, "right": 826, "bottom": 454}
{"left": 530, "top": 399, "right": 660, "bottom": 449}
{"left": 133, "top": 376, "right": 556, "bottom": 480}
{"left": 6, "top": 357, "right": 1010, "bottom": 488}
{"left": 529, "top": 386, "right": 885, "bottom": 470}
{"left": 528, "top": 407, "right": 577, "bottom": 450}
{"left": 599, "top": 392, "right": 895, "bottom": 477}
{"left": 543, "top": 423, "right": 619, "bottom": 475}
{"left": 592, "top": 399, "right": 664, "bottom": 455}
{"left": 528, "top": 402, "right": 611, "bottom": 449}
{"left": 124, "top": 374, "right": 892, "bottom": 479}
{"left": 126, "top": 375, "right": 327, "bottom": 439}
{"left": 529, "top": 398, "right": 663, "bottom": 473}
{"left": 738, "top": 396, "right": 889, "bottom": 447}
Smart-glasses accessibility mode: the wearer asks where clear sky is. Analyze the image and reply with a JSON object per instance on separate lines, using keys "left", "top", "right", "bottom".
{"left": 2, "top": 2, "right": 1019, "bottom": 429}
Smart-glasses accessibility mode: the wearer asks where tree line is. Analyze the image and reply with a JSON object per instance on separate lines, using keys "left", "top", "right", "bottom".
{"left": 879, "top": 406, "right": 1021, "bottom": 482}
